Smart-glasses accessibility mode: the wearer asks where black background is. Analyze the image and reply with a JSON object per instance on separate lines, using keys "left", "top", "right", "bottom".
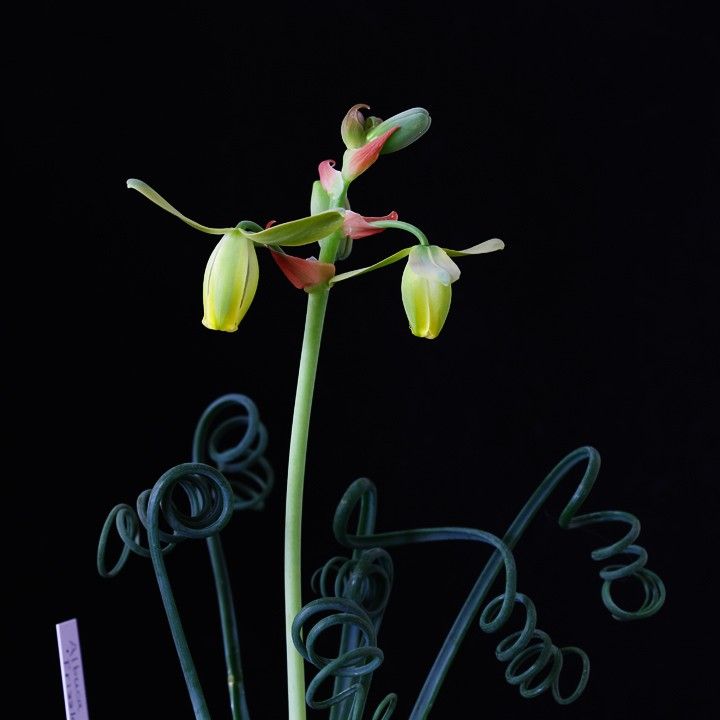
{"left": 13, "top": 2, "right": 718, "bottom": 718}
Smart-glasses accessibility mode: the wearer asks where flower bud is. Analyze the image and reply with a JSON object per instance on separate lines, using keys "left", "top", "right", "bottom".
{"left": 341, "top": 103, "right": 369, "bottom": 149}
{"left": 365, "top": 107, "right": 431, "bottom": 154}
{"left": 401, "top": 245, "right": 460, "bottom": 339}
{"left": 202, "top": 230, "right": 259, "bottom": 332}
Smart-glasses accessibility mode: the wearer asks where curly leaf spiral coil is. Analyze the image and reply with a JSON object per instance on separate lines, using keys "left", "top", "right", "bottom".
{"left": 293, "top": 488, "right": 398, "bottom": 719}
{"left": 192, "top": 393, "right": 274, "bottom": 510}
{"left": 97, "top": 462, "right": 233, "bottom": 577}
{"left": 97, "top": 393, "right": 273, "bottom": 720}
{"left": 298, "top": 446, "right": 665, "bottom": 719}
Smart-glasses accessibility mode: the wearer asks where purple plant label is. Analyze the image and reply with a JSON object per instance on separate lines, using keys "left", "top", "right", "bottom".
{"left": 56, "top": 619, "right": 90, "bottom": 720}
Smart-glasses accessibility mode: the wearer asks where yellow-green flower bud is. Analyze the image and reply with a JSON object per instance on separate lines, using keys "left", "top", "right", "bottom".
{"left": 401, "top": 245, "right": 460, "bottom": 339}
{"left": 202, "top": 230, "right": 259, "bottom": 332}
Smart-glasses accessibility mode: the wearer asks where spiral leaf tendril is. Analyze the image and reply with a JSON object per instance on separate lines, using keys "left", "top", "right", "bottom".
{"left": 98, "top": 391, "right": 663, "bottom": 720}
{"left": 297, "top": 445, "right": 665, "bottom": 719}
{"left": 293, "top": 548, "right": 396, "bottom": 720}
{"left": 98, "top": 394, "right": 273, "bottom": 720}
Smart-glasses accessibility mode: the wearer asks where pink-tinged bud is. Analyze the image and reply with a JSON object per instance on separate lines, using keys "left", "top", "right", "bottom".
{"left": 341, "top": 103, "right": 370, "bottom": 149}
{"left": 341, "top": 127, "right": 399, "bottom": 182}
{"left": 343, "top": 210, "right": 399, "bottom": 239}
{"left": 271, "top": 250, "right": 336, "bottom": 290}
{"left": 318, "top": 159, "right": 344, "bottom": 197}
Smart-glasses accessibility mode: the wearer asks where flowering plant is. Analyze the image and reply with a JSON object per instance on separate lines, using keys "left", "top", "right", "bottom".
{"left": 98, "top": 103, "right": 664, "bottom": 720}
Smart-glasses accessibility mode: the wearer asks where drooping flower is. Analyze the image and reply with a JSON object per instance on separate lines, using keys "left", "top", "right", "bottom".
{"left": 401, "top": 245, "right": 460, "bottom": 339}
{"left": 329, "top": 237, "right": 504, "bottom": 339}
{"left": 203, "top": 231, "right": 259, "bottom": 331}
{"left": 126, "top": 179, "right": 344, "bottom": 332}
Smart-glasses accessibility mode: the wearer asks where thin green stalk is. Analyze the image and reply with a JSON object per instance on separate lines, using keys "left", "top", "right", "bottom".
{"left": 284, "top": 227, "right": 344, "bottom": 720}
{"left": 192, "top": 397, "right": 254, "bottom": 720}
{"left": 370, "top": 219, "right": 429, "bottom": 245}
{"left": 284, "top": 287, "right": 330, "bottom": 720}
{"left": 144, "top": 464, "right": 235, "bottom": 720}
{"left": 207, "top": 535, "right": 251, "bottom": 720}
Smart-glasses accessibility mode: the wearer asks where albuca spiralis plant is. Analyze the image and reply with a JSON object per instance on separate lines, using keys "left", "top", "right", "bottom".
{"left": 99, "top": 103, "right": 665, "bottom": 720}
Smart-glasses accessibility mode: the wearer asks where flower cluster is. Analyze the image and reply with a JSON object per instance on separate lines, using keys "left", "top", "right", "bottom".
{"left": 127, "top": 104, "right": 502, "bottom": 338}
